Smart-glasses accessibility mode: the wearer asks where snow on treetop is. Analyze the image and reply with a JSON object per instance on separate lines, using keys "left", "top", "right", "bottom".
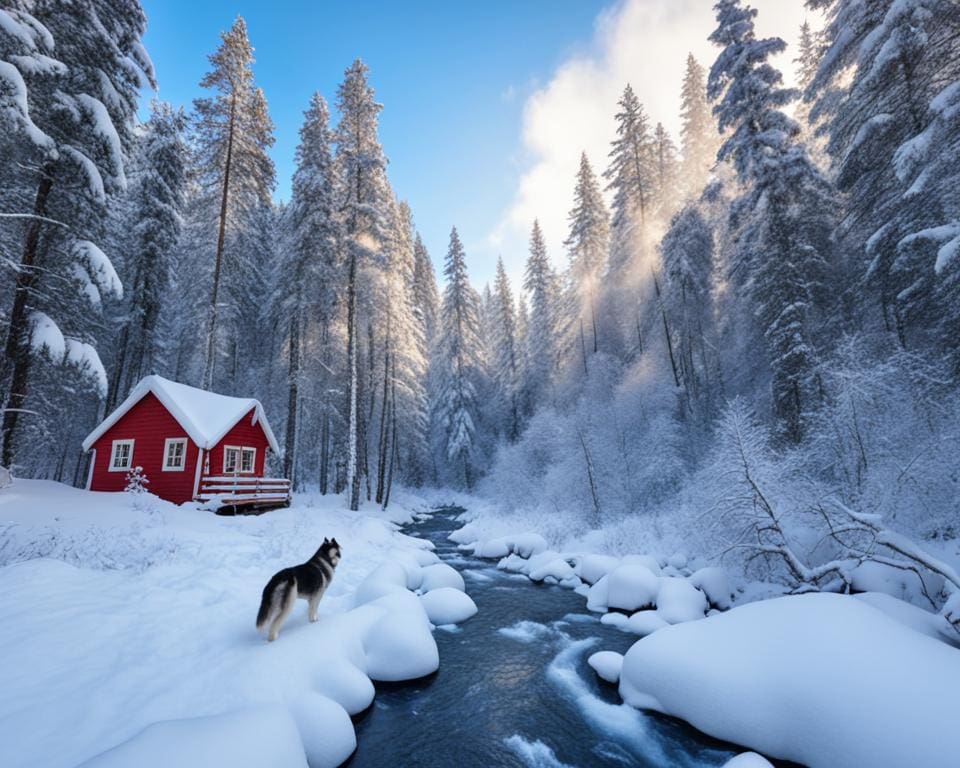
{"left": 81, "top": 374, "right": 280, "bottom": 454}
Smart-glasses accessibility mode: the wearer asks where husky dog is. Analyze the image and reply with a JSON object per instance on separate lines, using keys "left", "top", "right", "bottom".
{"left": 256, "top": 538, "right": 341, "bottom": 641}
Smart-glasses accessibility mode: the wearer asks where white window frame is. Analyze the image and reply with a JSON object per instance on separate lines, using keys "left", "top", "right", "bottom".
{"left": 109, "top": 439, "right": 135, "bottom": 472}
{"left": 162, "top": 438, "right": 187, "bottom": 472}
{"left": 223, "top": 445, "right": 241, "bottom": 474}
{"left": 240, "top": 447, "right": 256, "bottom": 474}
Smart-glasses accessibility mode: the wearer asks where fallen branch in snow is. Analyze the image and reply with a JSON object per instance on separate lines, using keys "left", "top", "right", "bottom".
{"left": 0, "top": 212, "right": 70, "bottom": 228}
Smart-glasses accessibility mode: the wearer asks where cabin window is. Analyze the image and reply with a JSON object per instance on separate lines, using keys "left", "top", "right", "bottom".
{"left": 109, "top": 439, "right": 134, "bottom": 472}
{"left": 223, "top": 446, "right": 240, "bottom": 474}
{"left": 241, "top": 447, "right": 256, "bottom": 473}
{"left": 223, "top": 445, "right": 256, "bottom": 474}
{"left": 163, "top": 438, "right": 187, "bottom": 471}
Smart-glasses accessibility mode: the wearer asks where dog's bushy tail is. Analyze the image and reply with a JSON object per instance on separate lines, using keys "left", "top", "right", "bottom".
{"left": 256, "top": 577, "right": 278, "bottom": 630}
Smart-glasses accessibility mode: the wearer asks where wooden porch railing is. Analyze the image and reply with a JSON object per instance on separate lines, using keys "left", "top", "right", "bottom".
{"left": 195, "top": 474, "right": 291, "bottom": 509}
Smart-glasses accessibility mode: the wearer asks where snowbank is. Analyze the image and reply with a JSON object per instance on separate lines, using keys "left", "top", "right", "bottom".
{"left": 0, "top": 480, "right": 467, "bottom": 768}
{"left": 619, "top": 593, "right": 960, "bottom": 768}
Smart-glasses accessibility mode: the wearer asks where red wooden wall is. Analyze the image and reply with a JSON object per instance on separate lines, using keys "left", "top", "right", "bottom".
{"left": 89, "top": 392, "right": 200, "bottom": 504}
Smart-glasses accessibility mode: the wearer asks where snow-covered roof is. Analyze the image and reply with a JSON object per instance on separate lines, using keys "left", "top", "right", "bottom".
{"left": 81, "top": 375, "right": 280, "bottom": 454}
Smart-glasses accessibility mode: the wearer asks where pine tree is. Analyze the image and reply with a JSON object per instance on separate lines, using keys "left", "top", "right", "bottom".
{"left": 106, "top": 102, "right": 188, "bottom": 411}
{"left": 0, "top": 0, "right": 154, "bottom": 468}
{"left": 193, "top": 16, "right": 275, "bottom": 390}
{"left": 272, "top": 92, "right": 338, "bottom": 486}
{"left": 564, "top": 153, "right": 609, "bottom": 368}
{"left": 523, "top": 220, "right": 562, "bottom": 409}
{"left": 334, "top": 59, "right": 390, "bottom": 510}
{"left": 709, "top": 0, "right": 835, "bottom": 442}
{"left": 436, "top": 228, "right": 483, "bottom": 489}
{"left": 806, "top": 0, "right": 960, "bottom": 344}
{"left": 679, "top": 54, "right": 718, "bottom": 199}
{"left": 653, "top": 122, "right": 681, "bottom": 225}
{"left": 660, "top": 204, "right": 715, "bottom": 406}
{"left": 602, "top": 85, "right": 658, "bottom": 360}
{"left": 490, "top": 258, "right": 521, "bottom": 439}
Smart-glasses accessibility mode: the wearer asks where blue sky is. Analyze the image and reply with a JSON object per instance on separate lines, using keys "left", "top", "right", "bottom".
{"left": 141, "top": 0, "right": 607, "bottom": 287}
{"left": 141, "top": 0, "right": 814, "bottom": 289}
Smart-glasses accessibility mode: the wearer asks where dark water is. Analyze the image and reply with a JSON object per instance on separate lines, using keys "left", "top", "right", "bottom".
{"left": 346, "top": 508, "right": 744, "bottom": 768}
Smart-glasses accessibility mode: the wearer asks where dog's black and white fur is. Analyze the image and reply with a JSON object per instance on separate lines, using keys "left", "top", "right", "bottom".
{"left": 256, "top": 538, "right": 341, "bottom": 641}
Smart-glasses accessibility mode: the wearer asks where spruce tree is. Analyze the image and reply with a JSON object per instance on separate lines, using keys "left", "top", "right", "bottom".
{"left": 679, "top": 54, "right": 718, "bottom": 199}
{"left": 0, "top": 0, "right": 153, "bottom": 468}
{"left": 709, "top": 0, "right": 835, "bottom": 442}
{"left": 193, "top": 16, "right": 275, "bottom": 390}
{"left": 564, "top": 153, "right": 609, "bottom": 367}
{"left": 523, "top": 220, "right": 562, "bottom": 409}
{"left": 436, "top": 227, "right": 483, "bottom": 489}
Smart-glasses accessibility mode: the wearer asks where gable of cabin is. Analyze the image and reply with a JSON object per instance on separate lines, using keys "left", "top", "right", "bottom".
{"left": 205, "top": 408, "right": 270, "bottom": 477}
{"left": 89, "top": 391, "right": 201, "bottom": 504}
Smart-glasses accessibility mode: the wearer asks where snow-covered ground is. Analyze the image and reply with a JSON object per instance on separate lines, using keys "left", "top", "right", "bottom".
{"left": 0, "top": 480, "right": 474, "bottom": 768}
{"left": 453, "top": 497, "right": 960, "bottom": 767}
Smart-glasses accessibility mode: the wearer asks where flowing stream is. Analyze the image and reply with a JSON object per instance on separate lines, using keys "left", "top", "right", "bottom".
{"left": 347, "top": 507, "right": 755, "bottom": 768}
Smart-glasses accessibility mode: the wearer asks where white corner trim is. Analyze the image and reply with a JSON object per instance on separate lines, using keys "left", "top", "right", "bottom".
{"left": 86, "top": 449, "right": 96, "bottom": 490}
{"left": 192, "top": 446, "right": 204, "bottom": 499}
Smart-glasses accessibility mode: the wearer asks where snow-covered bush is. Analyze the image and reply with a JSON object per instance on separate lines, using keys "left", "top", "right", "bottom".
{"left": 124, "top": 466, "right": 149, "bottom": 494}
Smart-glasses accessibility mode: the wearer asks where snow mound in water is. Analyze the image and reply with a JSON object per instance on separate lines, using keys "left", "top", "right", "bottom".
{"left": 626, "top": 610, "right": 669, "bottom": 636}
{"left": 420, "top": 587, "right": 477, "bottom": 625}
{"left": 587, "top": 650, "right": 624, "bottom": 684}
{"left": 656, "top": 578, "right": 707, "bottom": 624}
{"left": 620, "top": 592, "right": 960, "bottom": 768}
{"left": 577, "top": 554, "right": 620, "bottom": 584}
{"left": 290, "top": 692, "right": 356, "bottom": 767}
{"left": 311, "top": 662, "right": 374, "bottom": 716}
{"left": 362, "top": 591, "right": 439, "bottom": 682}
{"left": 474, "top": 533, "right": 547, "bottom": 559}
{"left": 528, "top": 557, "right": 575, "bottom": 583}
{"left": 78, "top": 705, "right": 308, "bottom": 768}
{"left": 724, "top": 754, "right": 774, "bottom": 767}
{"left": 606, "top": 564, "right": 659, "bottom": 612}
{"left": 420, "top": 562, "right": 465, "bottom": 593}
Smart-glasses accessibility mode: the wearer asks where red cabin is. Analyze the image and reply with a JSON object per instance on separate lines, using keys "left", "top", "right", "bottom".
{"left": 82, "top": 375, "right": 289, "bottom": 510}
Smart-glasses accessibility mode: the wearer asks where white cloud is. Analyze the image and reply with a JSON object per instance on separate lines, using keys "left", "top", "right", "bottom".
{"left": 489, "top": 0, "right": 820, "bottom": 283}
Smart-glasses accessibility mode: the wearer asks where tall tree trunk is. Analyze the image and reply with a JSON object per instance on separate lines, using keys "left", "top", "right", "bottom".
{"left": 382, "top": 367, "right": 398, "bottom": 509}
{"left": 375, "top": 346, "right": 390, "bottom": 504}
{"left": 283, "top": 309, "right": 300, "bottom": 482}
{"left": 1, "top": 170, "right": 54, "bottom": 467}
{"left": 579, "top": 318, "right": 589, "bottom": 375}
{"left": 203, "top": 93, "right": 237, "bottom": 391}
{"left": 652, "top": 272, "right": 681, "bottom": 388}
{"left": 319, "top": 410, "right": 330, "bottom": 494}
{"left": 346, "top": 249, "right": 360, "bottom": 511}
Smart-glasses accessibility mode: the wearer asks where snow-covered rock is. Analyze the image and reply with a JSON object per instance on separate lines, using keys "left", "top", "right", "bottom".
{"left": 419, "top": 562, "right": 465, "bottom": 593}
{"left": 363, "top": 591, "right": 439, "bottom": 682}
{"left": 655, "top": 578, "right": 707, "bottom": 624}
{"left": 606, "top": 563, "right": 659, "bottom": 612}
{"left": 577, "top": 554, "right": 620, "bottom": 585}
{"left": 474, "top": 533, "right": 547, "bottom": 559}
{"left": 419, "top": 587, "right": 477, "bottom": 625}
{"left": 723, "top": 754, "right": 774, "bottom": 768}
{"left": 311, "top": 662, "right": 374, "bottom": 716}
{"left": 528, "top": 557, "right": 575, "bottom": 583}
{"left": 587, "top": 650, "right": 623, "bottom": 684}
{"left": 599, "top": 611, "right": 629, "bottom": 629}
{"left": 620, "top": 593, "right": 960, "bottom": 768}
{"left": 689, "top": 567, "right": 734, "bottom": 610}
{"left": 353, "top": 561, "right": 409, "bottom": 605}
{"left": 625, "top": 610, "right": 669, "bottom": 636}
{"left": 586, "top": 574, "right": 609, "bottom": 612}
{"left": 290, "top": 693, "right": 356, "bottom": 767}
{"left": 667, "top": 552, "right": 688, "bottom": 570}
{"left": 621, "top": 554, "right": 662, "bottom": 575}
